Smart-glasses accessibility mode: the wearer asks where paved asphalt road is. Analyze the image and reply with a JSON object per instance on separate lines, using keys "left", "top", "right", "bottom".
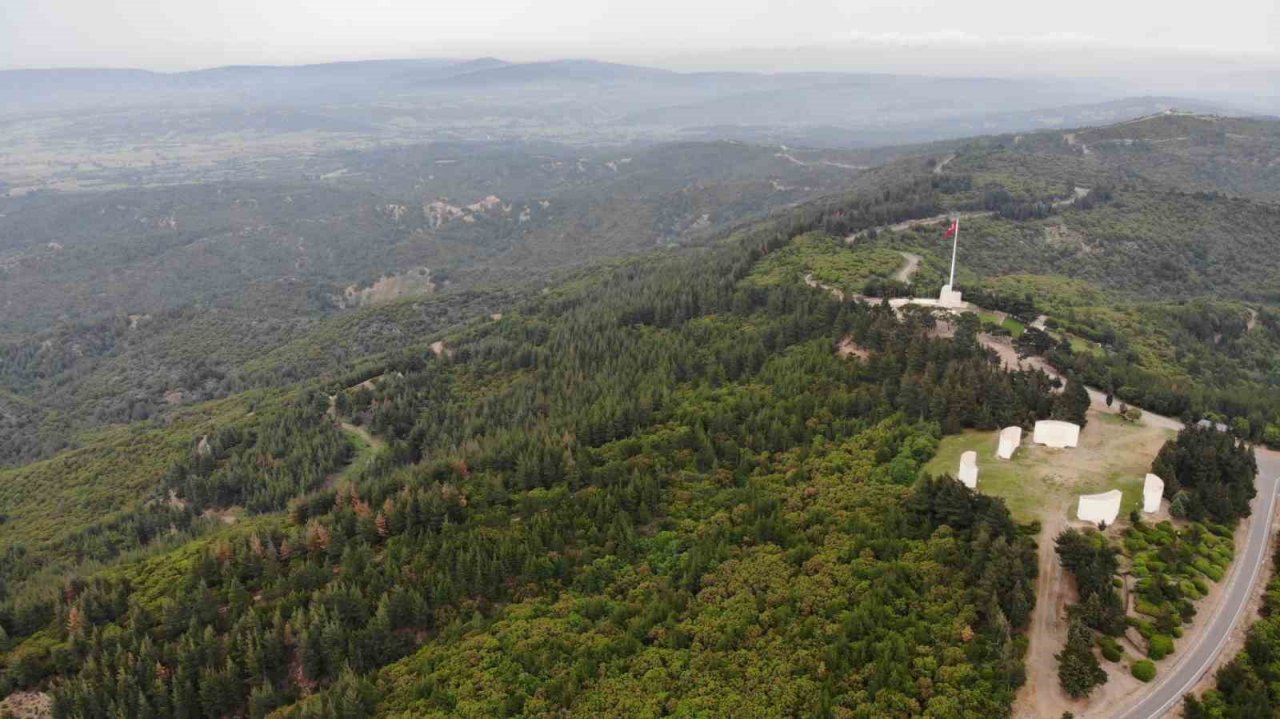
{"left": 1076, "top": 388, "right": 1278, "bottom": 718}
{"left": 1115, "top": 448, "right": 1280, "bottom": 718}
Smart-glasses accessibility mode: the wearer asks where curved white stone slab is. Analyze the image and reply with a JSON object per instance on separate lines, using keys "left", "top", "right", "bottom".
{"left": 997, "top": 426, "right": 1022, "bottom": 460}
{"left": 1077, "top": 489, "right": 1122, "bottom": 525}
{"left": 958, "top": 450, "right": 979, "bottom": 489}
{"left": 1143, "top": 473, "right": 1165, "bottom": 513}
{"left": 1033, "top": 420, "right": 1081, "bottom": 449}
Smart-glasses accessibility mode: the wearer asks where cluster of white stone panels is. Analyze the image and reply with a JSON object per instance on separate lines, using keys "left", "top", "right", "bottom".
{"left": 1076, "top": 475, "right": 1165, "bottom": 526}
{"left": 955, "top": 424, "right": 1027, "bottom": 489}
{"left": 1076, "top": 476, "right": 1168, "bottom": 524}
{"left": 957, "top": 419, "right": 1163, "bottom": 526}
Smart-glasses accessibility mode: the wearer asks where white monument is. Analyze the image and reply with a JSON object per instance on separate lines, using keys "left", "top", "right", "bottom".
{"left": 1143, "top": 474, "right": 1165, "bottom": 513}
{"left": 1033, "top": 420, "right": 1081, "bottom": 449}
{"left": 939, "top": 217, "right": 964, "bottom": 308}
{"left": 1077, "top": 489, "right": 1122, "bottom": 525}
{"left": 997, "top": 426, "right": 1022, "bottom": 460}
{"left": 958, "top": 450, "right": 979, "bottom": 489}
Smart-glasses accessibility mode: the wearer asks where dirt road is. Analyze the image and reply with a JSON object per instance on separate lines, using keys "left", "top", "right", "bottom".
{"left": 894, "top": 252, "right": 922, "bottom": 283}
{"left": 1017, "top": 509, "right": 1074, "bottom": 719}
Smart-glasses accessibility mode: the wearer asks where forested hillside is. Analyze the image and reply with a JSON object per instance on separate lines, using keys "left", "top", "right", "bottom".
{"left": 1005, "top": 113, "right": 1280, "bottom": 202}
{"left": 0, "top": 175, "right": 1058, "bottom": 718}
{"left": 0, "top": 139, "right": 890, "bottom": 468}
{"left": 856, "top": 113, "right": 1280, "bottom": 445}
{"left": 3, "top": 110, "right": 1280, "bottom": 718}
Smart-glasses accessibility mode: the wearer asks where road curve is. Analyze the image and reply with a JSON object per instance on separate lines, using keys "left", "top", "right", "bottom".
{"left": 894, "top": 252, "right": 922, "bottom": 283}
{"left": 1071, "top": 389, "right": 1277, "bottom": 717}
{"left": 1115, "top": 449, "right": 1280, "bottom": 718}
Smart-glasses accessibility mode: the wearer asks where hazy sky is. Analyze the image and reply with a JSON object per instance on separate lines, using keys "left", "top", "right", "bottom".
{"left": 1, "top": 0, "right": 1277, "bottom": 71}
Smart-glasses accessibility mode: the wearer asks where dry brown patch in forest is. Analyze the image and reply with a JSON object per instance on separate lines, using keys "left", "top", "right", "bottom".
{"left": 0, "top": 690, "right": 52, "bottom": 719}
{"left": 835, "top": 334, "right": 870, "bottom": 360}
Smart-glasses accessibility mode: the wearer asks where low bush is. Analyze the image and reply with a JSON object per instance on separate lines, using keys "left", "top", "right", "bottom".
{"left": 1148, "top": 634, "right": 1175, "bottom": 660}
{"left": 1132, "top": 660, "right": 1156, "bottom": 682}
{"left": 1098, "top": 635, "right": 1124, "bottom": 662}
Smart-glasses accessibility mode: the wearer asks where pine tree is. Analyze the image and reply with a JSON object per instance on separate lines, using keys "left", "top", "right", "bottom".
{"left": 1057, "top": 619, "right": 1107, "bottom": 698}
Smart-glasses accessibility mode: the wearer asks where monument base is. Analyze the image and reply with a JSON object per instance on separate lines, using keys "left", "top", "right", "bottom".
{"left": 938, "top": 284, "right": 964, "bottom": 308}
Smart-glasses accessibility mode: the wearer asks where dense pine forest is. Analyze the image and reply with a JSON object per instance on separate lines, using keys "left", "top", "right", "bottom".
{"left": 2, "top": 111, "right": 1280, "bottom": 719}
{"left": 0, "top": 178, "right": 1063, "bottom": 718}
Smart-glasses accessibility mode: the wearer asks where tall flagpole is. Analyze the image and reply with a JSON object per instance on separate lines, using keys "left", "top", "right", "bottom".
{"left": 947, "top": 216, "right": 960, "bottom": 289}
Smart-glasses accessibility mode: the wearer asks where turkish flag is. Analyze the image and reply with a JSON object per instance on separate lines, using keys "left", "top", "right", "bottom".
{"left": 943, "top": 219, "right": 958, "bottom": 239}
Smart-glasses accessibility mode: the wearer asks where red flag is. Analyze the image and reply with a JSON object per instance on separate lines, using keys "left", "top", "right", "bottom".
{"left": 943, "top": 219, "right": 958, "bottom": 239}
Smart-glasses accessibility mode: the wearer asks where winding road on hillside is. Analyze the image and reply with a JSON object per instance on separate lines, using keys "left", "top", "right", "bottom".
{"left": 845, "top": 182, "right": 1090, "bottom": 243}
{"left": 1020, "top": 381, "right": 1278, "bottom": 717}
{"left": 1115, "top": 447, "right": 1279, "bottom": 719}
{"left": 833, "top": 192, "right": 1278, "bottom": 715}
{"left": 1013, "top": 381, "right": 1279, "bottom": 718}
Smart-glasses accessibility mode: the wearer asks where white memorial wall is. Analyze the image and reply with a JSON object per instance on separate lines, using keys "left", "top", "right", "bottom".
{"left": 997, "top": 426, "right": 1022, "bottom": 460}
{"left": 958, "top": 450, "right": 979, "bottom": 489}
{"left": 1033, "top": 420, "right": 1081, "bottom": 449}
{"left": 1077, "top": 490, "right": 1122, "bottom": 525}
{"left": 1143, "top": 474, "right": 1165, "bottom": 513}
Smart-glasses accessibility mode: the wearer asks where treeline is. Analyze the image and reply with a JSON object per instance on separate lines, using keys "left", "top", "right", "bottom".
{"left": 1012, "top": 306, "right": 1280, "bottom": 450}
{"left": 0, "top": 186, "right": 1059, "bottom": 718}
{"left": 0, "top": 285, "right": 518, "bottom": 469}
{"left": 1151, "top": 426, "right": 1257, "bottom": 525}
{"left": 1054, "top": 528, "right": 1122, "bottom": 698}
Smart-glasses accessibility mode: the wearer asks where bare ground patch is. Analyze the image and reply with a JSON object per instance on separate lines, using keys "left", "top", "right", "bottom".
{"left": 0, "top": 691, "right": 52, "bottom": 719}
{"left": 835, "top": 334, "right": 870, "bottom": 360}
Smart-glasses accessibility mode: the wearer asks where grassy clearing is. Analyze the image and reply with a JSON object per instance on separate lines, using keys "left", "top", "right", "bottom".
{"left": 924, "top": 409, "right": 1173, "bottom": 524}
{"left": 977, "top": 310, "right": 1027, "bottom": 338}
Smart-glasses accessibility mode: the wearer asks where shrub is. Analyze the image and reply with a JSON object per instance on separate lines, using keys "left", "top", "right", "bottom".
{"left": 1098, "top": 635, "right": 1124, "bottom": 662}
{"left": 1179, "top": 579, "right": 1202, "bottom": 600}
{"left": 1148, "top": 634, "right": 1174, "bottom": 660}
{"left": 1129, "top": 617, "right": 1155, "bottom": 639}
{"left": 1194, "top": 558, "right": 1224, "bottom": 581}
{"left": 1170, "top": 491, "right": 1191, "bottom": 518}
{"left": 1134, "top": 598, "right": 1162, "bottom": 617}
{"left": 1132, "top": 660, "right": 1156, "bottom": 682}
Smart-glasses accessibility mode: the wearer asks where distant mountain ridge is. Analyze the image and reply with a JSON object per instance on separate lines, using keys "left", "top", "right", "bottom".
{"left": 0, "top": 56, "right": 1257, "bottom": 197}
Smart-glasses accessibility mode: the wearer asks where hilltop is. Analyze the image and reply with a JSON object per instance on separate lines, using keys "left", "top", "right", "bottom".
{"left": 966, "top": 111, "right": 1280, "bottom": 201}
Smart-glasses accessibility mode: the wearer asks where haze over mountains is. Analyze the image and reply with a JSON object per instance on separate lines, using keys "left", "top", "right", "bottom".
{"left": 1, "top": 56, "right": 1261, "bottom": 197}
